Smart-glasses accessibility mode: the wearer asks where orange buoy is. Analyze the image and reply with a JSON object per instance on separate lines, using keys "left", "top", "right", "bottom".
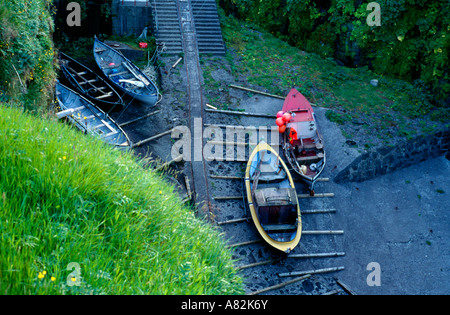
{"left": 278, "top": 124, "right": 286, "bottom": 133}
{"left": 282, "top": 112, "right": 292, "bottom": 122}
{"left": 275, "top": 117, "right": 285, "bottom": 126}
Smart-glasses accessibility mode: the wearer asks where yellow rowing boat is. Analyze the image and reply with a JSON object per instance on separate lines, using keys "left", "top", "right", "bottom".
{"left": 244, "top": 142, "right": 302, "bottom": 253}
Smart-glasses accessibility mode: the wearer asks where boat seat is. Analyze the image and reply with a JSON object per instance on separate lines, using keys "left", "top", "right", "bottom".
{"left": 297, "top": 155, "right": 319, "bottom": 161}
{"left": 262, "top": 224, "right": 297, "bottom": 232}
{"left": 103, "top": 130, "right": 119, "bottom": 138}
{"left": 96, "top": 92, "right": 113, "bottom": 100}
{"left": 94, "top": 48, "right": 107, "bottom": 53}
{"left": 291, "top": 139, "right": 323, "bottom": 150}
{"left": 297, "top": 153, "right": 324, "bottom": 161}
{"left": 109, "top": 71, "right": 128, "bottom": 78}
{"left": 80, "top": 79, "right": 98, "bottom": 85}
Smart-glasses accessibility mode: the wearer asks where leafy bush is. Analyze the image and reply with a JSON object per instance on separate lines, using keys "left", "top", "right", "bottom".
{"left": 220, "top": 0, "right": 449, "bottom": 108}
{"left": 0, "top": 0, "right": 57, "bottom": 112}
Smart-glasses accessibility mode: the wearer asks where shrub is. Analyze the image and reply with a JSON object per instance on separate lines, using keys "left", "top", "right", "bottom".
{"left": 0, "top": 0, "right": 57, "bottom": 112}
{"left": 220, "top": 0, "right": 449, "bottom": 108}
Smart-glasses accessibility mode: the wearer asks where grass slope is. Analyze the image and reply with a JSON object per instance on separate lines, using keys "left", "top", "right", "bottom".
{"left": 0, "top": 105, "right": 243, "bottom": 295}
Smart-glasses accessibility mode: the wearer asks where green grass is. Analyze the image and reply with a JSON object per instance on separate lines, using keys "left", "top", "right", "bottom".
{"left": 0, "top": 104, "right": 244, "bottom": 295}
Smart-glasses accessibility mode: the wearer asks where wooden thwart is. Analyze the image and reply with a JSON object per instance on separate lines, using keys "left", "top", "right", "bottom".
{"left": 56, "top": 106, "right": 85, "bottom": 119}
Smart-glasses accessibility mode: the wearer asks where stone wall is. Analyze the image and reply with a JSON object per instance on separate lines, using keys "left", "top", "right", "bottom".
{"left": 334, "top": 128, "right": 450, "bottom": 183}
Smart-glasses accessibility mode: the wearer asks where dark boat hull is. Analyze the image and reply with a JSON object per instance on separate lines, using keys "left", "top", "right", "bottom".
{"left": 93, "top": 37, "right": 160, "bottom": 105}
{"left": 59, "top": 52, "right": 124, "bottom": 112}
{"left": 281, "top": 88, "right": 326, "bottom": 193}
{"left": 244, "top": 142, "right": 302, "bottom": 253}
{"left": 56, "top": 82, "right": 131, "bottom": 149}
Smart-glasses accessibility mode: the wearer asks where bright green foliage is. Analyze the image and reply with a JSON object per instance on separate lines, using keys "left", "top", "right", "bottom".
{"left": 0, "top": 105, "right": 244, "bottom": 295}
{"left": 0, "top": 0, "right": 57, "bottom": 112}
{"left": 221, "top": 0, "right": 449, "bottom": 107}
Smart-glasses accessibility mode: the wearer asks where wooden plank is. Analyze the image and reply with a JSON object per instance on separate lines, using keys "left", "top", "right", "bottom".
{"left": 288, "top": 252, "right": 345, "bottom": 259}
{"left": 155, "top": 155, "right": 183, "bottom": 171}
{"left": 236, "top": 259, "right": 279, "bottom": 271}
{"left": 248, "top": 274, "right": 311, "bottom": 296}
{"left": 302, "top": 230, "right": 344, "bottom": 235}
{"left": 298, "top": 193, "right": 335, "bottom": 198}
{"left": 213, "top": 196, "right": 242, "bottom": 201}
{"left": 56, "top": 106, "right": 85, "bottom": 119}
{"left": 336, "top": 279, "right": 358, "bottom": 295}
{"left": 172, "top": 57, "right": 183, "bottom": 68}
{"left": 226, "top": 239, "right": 261, "bottom": 248}
{"left": 278, "top": 266, "right": 345, "bottom": 278}
{"left": 210, "top": 175, "right": 243, "bottom": 180}
{"left": 184, "top": 176, "right": 192, "bottom": 200}
{"left": 205, "top": 108, "right": 275, "bottom": 118}
{"left": 119, "top": 110, "right": 160, "bottom": 127}
{"left": 301, "top": 208, "right": 337, "bottom": 214}
{"left": 217, "top": 217, "right": 249, "bottom": 225}
{"left": 131, "top": 129, "right": 173, "bottom": 148}
{"left": 207, "top": 140, "right": 280, "bottom": 147}
{"left": 79, "top": 79, "right": 98, "bottom": 85}
{"left": 322, "top": 289, "right": 343, "bottom": 295}
{"left": 96, "top": 92, "right": 113, "bottom": 100}
{"left": 229, "top": 84, "right": 285, "bottom": 100}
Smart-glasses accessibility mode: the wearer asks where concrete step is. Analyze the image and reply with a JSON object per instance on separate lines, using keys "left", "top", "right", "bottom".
{"left": 152, "top": 1, "right": 182, "bottom": 55}
{"left": 190, "top": 0, "right": 225, "bottom": 55}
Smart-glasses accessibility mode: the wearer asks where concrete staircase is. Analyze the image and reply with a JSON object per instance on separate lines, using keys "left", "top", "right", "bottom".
{"left": 151, "top": 0, "right": 226, "bottom": 55}
{"left": 152, "top": 0, "right": 183, "bottom": 55}
{"left": 191, "top": 0, "right": 226, "bottom": 55}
